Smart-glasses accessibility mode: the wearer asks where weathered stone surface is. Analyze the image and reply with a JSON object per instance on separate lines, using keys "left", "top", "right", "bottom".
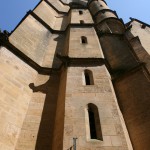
{"left": 129, "top": 20, "right": 150, "bottom": 55}
{"left": 68, "top": 27, "right": 104, "bottom": 58}
{"left": 9, "top": 15, "right": 63, "bottom": 68}
{"left": 34, "top": 1, "right": 70, "bottom": 31}
{"left": 0, "top": 47, "right": 37, "bottom": 150}
{"left": 1, "top": 0, "right": 149, "bottom": 150}
{"left": 63, "top": 66, "right": 129, "bottom": 150}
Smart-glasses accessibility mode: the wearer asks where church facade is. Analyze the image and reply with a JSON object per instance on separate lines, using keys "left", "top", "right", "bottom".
{"left": 0, "top": 0, "right": 150, "bottom": 150}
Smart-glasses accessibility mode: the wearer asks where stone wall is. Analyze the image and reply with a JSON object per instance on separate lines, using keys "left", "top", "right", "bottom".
{"left": 34, "top": 1, "right": 57, "bottom": 29}
{"left": 9, "top": 15, "right": 64, "bottom": 68}
{"left": 114, "top": 68, "right": 150, "bottom": 150}
{"left": 130, "top": 21, "right": 150, "bottom": 55}
{"left": 63, "top": 66, "right": 129, "bottom": 150}
{"left": 47, "top": 0, "right": 69, "bottom": 12}
{"left": 15, "top": 73, "right": 60, "bottom": 150}
{"left": 2, "top": 0, "right": 149, "bottom": 150}
{"left": 52, "top": 69, "right": 67, "bottom": 150}
{"left": 99, "top": 35, "right": 139, "bottom": 74}
{"left": 71, "top": 9, "right": 93, "bottom": 24}
{"left": 0, "top": 47, "right": 37, "bottom": 150}
{"left": 68, "top": 27, "right": 103, "bottom": 58}
{"left": 34, "top": 1, "right": 70, "bottom": 31}
{"left": 126, "top": 20, "right": 150, "bottom": 73}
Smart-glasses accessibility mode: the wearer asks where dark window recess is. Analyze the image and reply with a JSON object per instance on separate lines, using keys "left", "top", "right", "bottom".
{"left": 85, "top": 73, "right": 91, "bottom": 85}
{"left": 80, "top": 20, "right": 84, "bottom": 24}
{"left": 87, "top": 103, "right": 103, "bottom": 140}
{"left": 79, "top": 10, "right": 83, "bottom": 15}
{"left": 81, "top": 36, "right": 87, "bottom": 44}
{"left": 84, "top": 70, "right": 94, "bottom": 85}
{"left": 141, "top": 24, "right": 146, "bottom": 29}
{"left": 88, "top": 110, "right": 97, "bottom": 139}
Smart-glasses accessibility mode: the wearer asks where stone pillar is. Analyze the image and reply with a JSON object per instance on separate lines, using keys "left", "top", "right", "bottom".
{"left": 61, "top": 5, "right": 131, "bottom": 150}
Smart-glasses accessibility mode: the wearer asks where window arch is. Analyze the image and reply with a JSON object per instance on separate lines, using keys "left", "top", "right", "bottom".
{"left": 81, "top": 36, "right": 88, "bottom": 44}
{"left": 84, "top": 70, "right": 94, "bottom": 85}
{"left": 87, "top": 103, "right": 103, "bottom": 140}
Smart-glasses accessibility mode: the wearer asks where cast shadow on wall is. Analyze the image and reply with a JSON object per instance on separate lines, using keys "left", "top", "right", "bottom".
{"left": 17, "top": 33, "right": 66, "bottom": 150}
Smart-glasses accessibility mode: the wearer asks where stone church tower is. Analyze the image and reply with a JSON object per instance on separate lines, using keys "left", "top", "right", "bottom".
{"left": 0, "top": 0, "right": 150, "bottom": 150}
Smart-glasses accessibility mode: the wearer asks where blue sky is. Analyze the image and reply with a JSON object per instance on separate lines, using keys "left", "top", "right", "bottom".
{"left": 0, "top": 0, "right": 149, "bottom": 32}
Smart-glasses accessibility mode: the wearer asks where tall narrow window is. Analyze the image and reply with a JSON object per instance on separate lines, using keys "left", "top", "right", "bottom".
{"left": 88, "top": 108, "right": 97, "bottom": 139}
{"left": 84, "top": 70, "right": 94, "bottom": 85}
{"left": 81, "top": 36, "right": 88, "bottom": 44}
{"left": 79, "top": 10, "right": 83, "bottom": 15}
{"left": 87, "top": 103, "right": 103, "bottom": 140}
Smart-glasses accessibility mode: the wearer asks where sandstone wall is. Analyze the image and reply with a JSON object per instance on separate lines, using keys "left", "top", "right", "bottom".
{"left": 130, "top": 21, "right": 150, "bottom": 55}
{"left": 15, "top": 73, "right": 60, "bottom": 150}
{"left": 0, "top": 47, "right": 37, "bottom": 150}
{"left": 114, "top": 68, "right": 150, "bottom": 150}
{"left": 68, "top": 27, "right": 103, "bottom": 58}
{"left": 52, "top": 69, "right": 67, "bottom": 150}
{"left": 34, "top": 1, "right": 70, "bottom": 31}
{"left": 9, "top": 15, "right": 63, "bottom": 68}
{"left": 126, "top": 20, "right": 150, "bottom": 73}
{"left": 63, "top": 66, "right": 129, "bottom": 150}
{"left": 47, "top": 0, "right": 69, "bottom": 12}
{"left": 100, "top": 35, "right": 138, "bottom": 74}
{"left": 71, "top": 9, "right": 93, "bottom": 24}
{"left": 34, "top": 1, "right": 57, "bottom": 29}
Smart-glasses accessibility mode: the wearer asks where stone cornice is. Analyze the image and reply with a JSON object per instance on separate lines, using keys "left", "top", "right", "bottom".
{"left": 95, "top": 17, "right": 125, "bottom": 30}
{"left": 0, "top": 32, "right": 106, "bottom": 75}
{"left": 87, "top": 0, "right": 107, "bottom": 7}
{"left": 30, "top": 11, "right": 95, "bottom": 33}
{"left": 44, "top": 0, "right": 70, "bottom": 14}
{"left": 127, "top": 17, "right": 150, "bottom": 28}
{"left": 93, "top": 9, "right": 118, "bottom": 19}
{"left": 56, "top": 53, "right": 105, "bottom": 67}
{"left": 10, "top": 9, "right": 95, "bottom": 36}
{"left": 0, "top": 32, "right": 56, "bottom": 75}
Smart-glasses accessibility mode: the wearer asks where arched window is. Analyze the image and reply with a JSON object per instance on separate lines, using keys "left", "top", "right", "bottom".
{"left": 79, "top": 10, "right": 83, "bottom": 15}
{"left": 81, "top": 36, "right": 88, "bottom": 44}
{"left": 87, "top": 103, "right": 103, "bottom": 140}
{"left": 80, "top": 20, "right": 84, "bottom": 24}
{"left": 84, "top": 70, "right": 94, "bottom": 85}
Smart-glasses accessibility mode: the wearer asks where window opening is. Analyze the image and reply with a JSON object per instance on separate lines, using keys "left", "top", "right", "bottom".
{"left": 87, "top": 103, "right": 103, "bottom": 140}
{"left": 84, "top": 70, "right": 94, "bottom": 85}
{"left": 81, "top": 36, "right": 88, "bottom": 44}
{"left": 79, "top": 10, "right": 83, "bottom": 15}
{"left": 141, "top": 24, "right": 146, "bottom": 29}
{"left": 85, "top": 73, "right": 90, "bottom": 85}
{"left": 88, "top": 109, "right": 97, "bottom": 139}
{"left": 80, "top": 20, "right": 84, "bottom": 24}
